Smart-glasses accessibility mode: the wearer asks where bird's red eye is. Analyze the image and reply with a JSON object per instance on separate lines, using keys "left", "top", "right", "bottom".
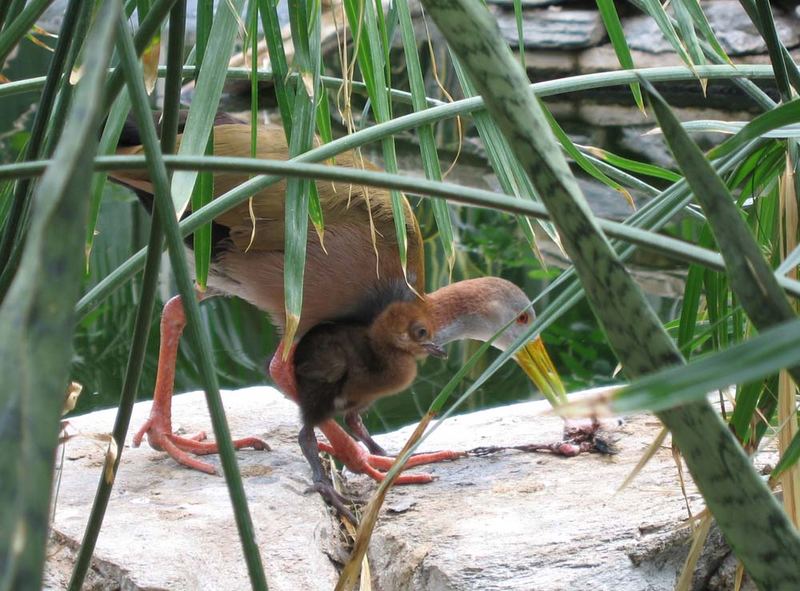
{"left": 516, "top": 312, "right": 530, "bottom": 324}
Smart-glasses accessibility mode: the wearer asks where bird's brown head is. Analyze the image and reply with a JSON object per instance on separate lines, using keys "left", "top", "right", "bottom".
{"left": 370, "top": 301, "right": 447, "bottom": 359}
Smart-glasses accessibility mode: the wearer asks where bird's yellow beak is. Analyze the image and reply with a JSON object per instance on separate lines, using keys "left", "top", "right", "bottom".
{"left": 514, "top": 337, "right": 566, "bottom": 406}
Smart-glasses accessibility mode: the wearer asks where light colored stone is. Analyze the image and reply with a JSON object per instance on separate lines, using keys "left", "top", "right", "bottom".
{"left": 49, "top": 388, "right": 340, "bottom": 591}
{"left": 48, "top": 387, "right": 766, "bottom": 589}
{"left": 348, "top": 392, "right": 766, "bottom": 590}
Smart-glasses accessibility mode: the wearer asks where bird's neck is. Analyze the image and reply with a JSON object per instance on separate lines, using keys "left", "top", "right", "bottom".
{"left": 426, "top": 278, "right": 499, "bottom": 346}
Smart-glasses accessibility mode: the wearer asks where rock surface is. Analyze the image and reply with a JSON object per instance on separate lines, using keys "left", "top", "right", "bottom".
{"left": 494, "top": 6, "right": 606, "bottom": 49}
{"left": 47, "top": 387, "right": 763, "bottom": 590}
{"left": 623, "top": 1, "right": 800, "bottom": 56}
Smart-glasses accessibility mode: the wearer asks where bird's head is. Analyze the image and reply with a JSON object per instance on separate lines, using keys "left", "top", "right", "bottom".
{"left": 427, "top": 277, "right": 566, "bottom": 403}
{"left": 371, "top": 301, "right": 448, "bottom": 359}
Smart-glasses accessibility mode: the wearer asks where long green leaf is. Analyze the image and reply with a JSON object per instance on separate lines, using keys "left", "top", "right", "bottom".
{"left": 738, "top": 0, "right": 800, "bottom": 96}
{"left": 637, "top": 0, "right": 695, "bottom": 69}
{"left": 258, "top": 0, "right": 294, "bottom": 135}
{"left": 0, "top": 0, "right": 85, "bottom": 295}
{"left": 281, "top": 0, "right": 322, "bottom": 346}
{"left": 114, "top": 11, "right": 268, "bottom": 589}
{"left": 581, "top": 144, "right": 681, "bottom": 182}
{"left": 671, "top": 0, "right": 705, "bottom": 70}
{"left": 540, "top": 103, "right": 635, "bottom": 207}
{"left": 683, "top": 0, "right": 729, "bottom": 63}
{"left": 343, "top": 0, "right": 409, "bottom": 277}
{"left": 646, "top": 81, "right": 800, "bottom": 373}
{"left": 396, "top": 0, "right": 454, "bottom": 271}
{"left": 707, "top": 101, "right": 800, "bottom": 159}
{"left": 452, "top": 55, "right": 552, "bottom": 261}
{"left": 191, "top": 0, "right": 213, "bottom": 290}
{"left": 579, "top": 318, "right": 800, "bottom": 415}
{"left": 0, "top": 0, "right": 52, "bottom": 66}
{"left": 68, "top": 5, "right": 188, "bottom": 586}
{"left": 595, "top": 0, "right": 643, "bottom": 110}
{"left": 169, "top": 0, "right": 245, "bottom": 217}
{"left": 0, "top": 2, "right": 118, "bottom": 588}
{"left": 753, "top": 0, "right": 791, "bottom": 101}
{"left": 86, "top": 92, "right": 132, "bottom": 268}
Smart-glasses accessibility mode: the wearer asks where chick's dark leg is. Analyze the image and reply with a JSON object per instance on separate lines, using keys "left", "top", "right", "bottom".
{"left": 345, "top": 411, "right": 388, "bottom": 456}
{"left": 299, "top": 424, "right": 357, "bottom": 523}
{"left": 133, "top": 295, "right": 269, "bottom": 474}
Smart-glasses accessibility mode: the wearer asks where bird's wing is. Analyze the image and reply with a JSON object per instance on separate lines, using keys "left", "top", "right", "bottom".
{"left": 111, "top": 119, "right": 426, "bottom": 332}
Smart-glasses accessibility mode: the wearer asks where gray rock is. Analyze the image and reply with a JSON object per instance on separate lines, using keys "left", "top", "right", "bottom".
{"left": 349, "top": 390, "right": 759, "bottom": 590}
{"left": 494, "top": 6, "right": 607, "bottom": 49}
{"left": 47, "top": 388, "right": 340, "bottom": 591}
{"left": 47, "top": 387, "right": 760, "bottom": 590}
{"left": 625, "top": 1, "right": 800, "bottom": 56}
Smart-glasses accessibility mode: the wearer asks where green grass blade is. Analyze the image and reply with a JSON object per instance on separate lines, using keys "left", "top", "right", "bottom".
{"left": 304, "top": 0, "right": 325, "bottom": 239}
{"left": 103, "top": 0, "right": 178, "bottom": 111}
{"left": 86, "top": 92, "right": 132, "bottom": 268}
{"left": 729, "top": 378, "right": 772, "bottom": 444}
{"left": 707, "top": 100, "right": 800, "bottom": 159}
{"left": 258, "top": 0, "right": 295, "bottom": 136}
{"left": 191, "top": 0, "right": 213, "bottom": 290}
{"left": 0, "top": 0, "right": 85, "bottom": 294}
{"left": 282, "top": 0, "right": 322, "bottom": 345}
{"left": 581, "top": 144, "right": 681, "bottom": 182}
{"left": 772, "top": 428, "right": 800, "bottom": 482}
{"left": 671, "top": 0, "right": 705, "bottom": 69}
{"left": 646, "top": 81, "right": 799, "bottom": 367}
{"left": 451, "top": 55, "right": 553, "bottom": 261}
{"left": 0, "top": 2, "right": 119, "bottom": 588}
{"left": 677, "top": 263, "right": 703, "bottom": 352}
{"left": 343, "top": 0, "right": 409, "bottom": 275}
{"left": 540, "top": 102, "right": 634, "bottom": 207}
{"left": 396, "top": 0, "right": 454, "bottom": 271}
{"left": 683, "top": 0, "right": 729, "bottom": 63}
{"left": 512, "top": 0, "right": 525, "bottom": 70}
{"left": 0, "top": 0, "right": 51, "bottom": 66}
{"left": 114, "top": 12, "right": 268, "bottom": 589}
{"left": 753, "top": 0, "right": 792, "bottom": 101}
{"left": 595, "top": 0, "right": 643, "bottom": 110}
{"left": 738, "top": 0, "right": 800, "bottom": 96}
{"left": 636, "top": 0, "right": 694, "bottom": 69}
{"left": 169, "top": 0, "right": 245, "bottom": 217}
{"left": 604, "top": 319, "right": 800, "bottom": 414}
{"left": 67, "top": 5, "right": 187, "bottom": 585}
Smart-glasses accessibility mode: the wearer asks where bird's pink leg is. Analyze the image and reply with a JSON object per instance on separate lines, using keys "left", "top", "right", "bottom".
{"left": 270, "top": 341, "right": 462, "bottom": 484}
{"left": 133, "top": 295, "right": 269, "bottom": 474}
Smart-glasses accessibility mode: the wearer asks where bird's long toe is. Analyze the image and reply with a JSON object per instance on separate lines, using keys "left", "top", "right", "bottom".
{"left": 307, "top": 480, "right": 358, "bottom": 524}
{"left": 133, "top": 419, "right": 270, "bottom": 474}
{"left": 318, "top": 441, "right": 461, "bottom": 484}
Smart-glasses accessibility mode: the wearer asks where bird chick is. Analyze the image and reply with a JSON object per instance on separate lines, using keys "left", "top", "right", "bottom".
{"left": 295, "top": 300, "right": 446, "bottom": 428}
{"left": 293, "top": 300, "right": 446, "bottom": 521}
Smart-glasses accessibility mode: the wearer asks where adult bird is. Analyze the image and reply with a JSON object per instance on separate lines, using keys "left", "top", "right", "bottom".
{"left": 110, "top": 111, "right": 569, "bottom": 494}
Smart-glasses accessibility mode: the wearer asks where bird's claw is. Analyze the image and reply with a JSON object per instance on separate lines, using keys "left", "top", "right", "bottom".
{"left": 132, "top": 419, "right": 270, "bottom": 474}
{"left": 317, "top": 441, "right": 462, "bottom": 484}
{"left": 306, "top": 480, "right": 359, "bottom": 525}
